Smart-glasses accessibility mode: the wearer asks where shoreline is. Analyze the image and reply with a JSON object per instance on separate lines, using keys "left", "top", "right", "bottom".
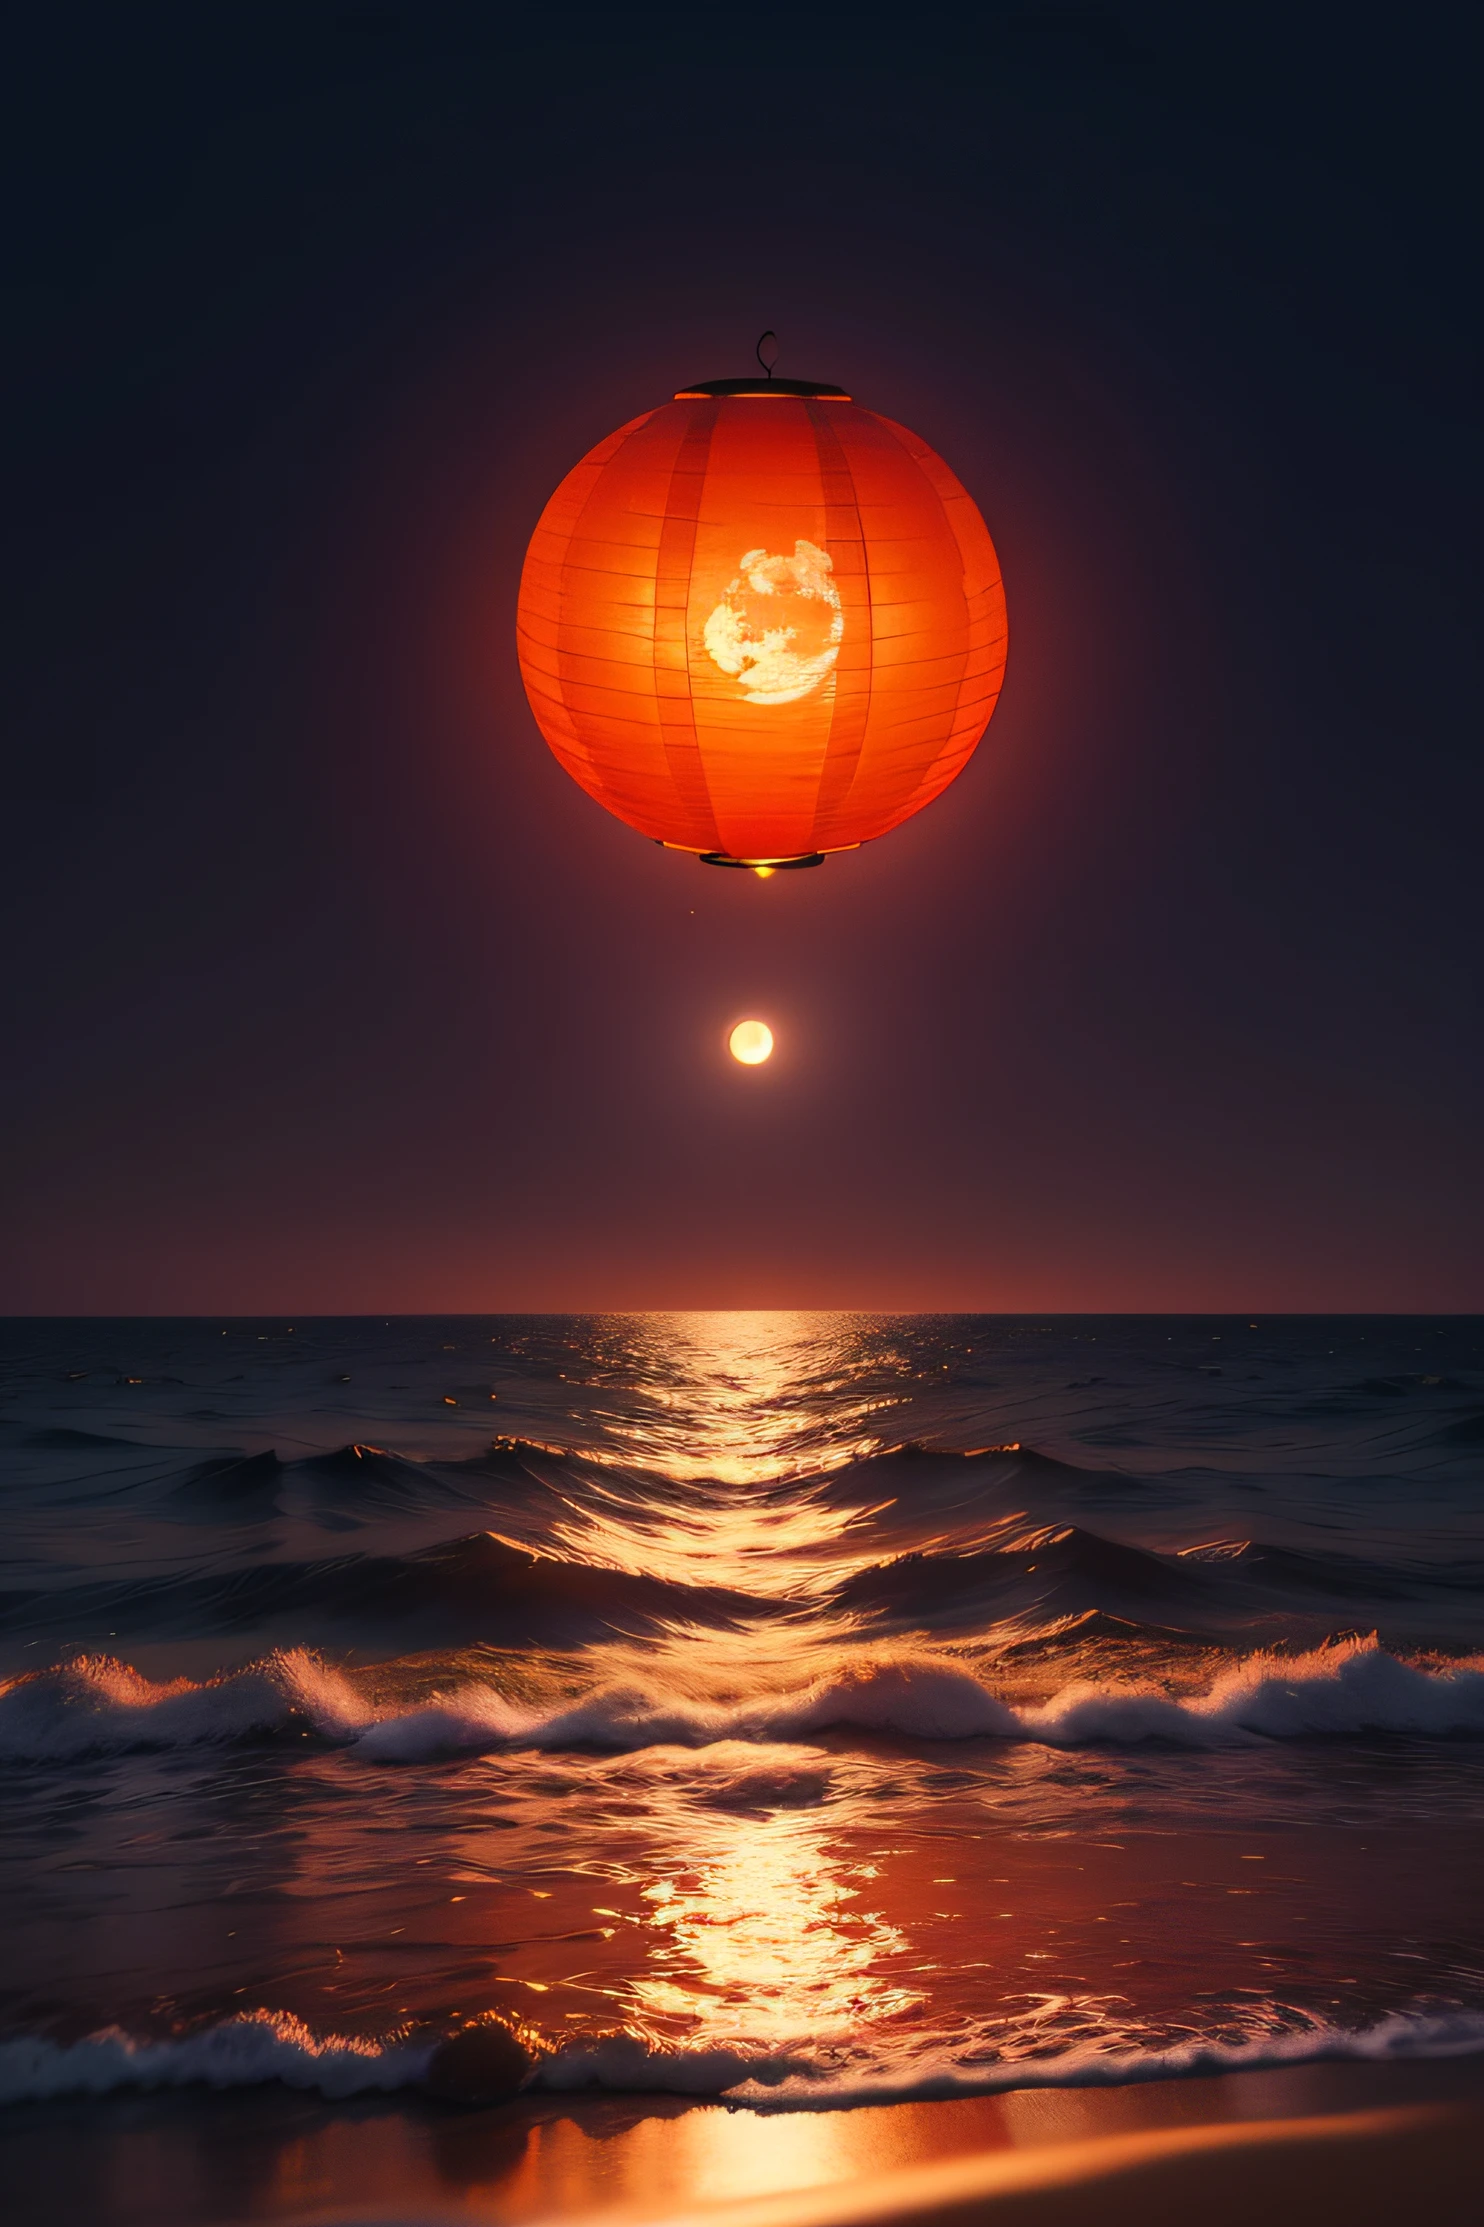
{"left": 4, "top": 2049, "right": 1483, "bottom": 2226}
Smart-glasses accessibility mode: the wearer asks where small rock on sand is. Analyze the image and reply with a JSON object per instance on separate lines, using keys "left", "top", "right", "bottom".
{"left": 424, "top": 2016, "right": 542, "bottom": 2104}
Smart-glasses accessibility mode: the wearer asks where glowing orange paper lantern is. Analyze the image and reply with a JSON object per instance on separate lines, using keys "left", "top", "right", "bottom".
{"left": 516, "top": 360, "right": 1007, "bottom": 870}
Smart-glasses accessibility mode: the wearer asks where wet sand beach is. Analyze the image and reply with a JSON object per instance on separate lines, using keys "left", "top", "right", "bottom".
{"left": 4, "top": 2054, "right": 1482, "bottom": 2225}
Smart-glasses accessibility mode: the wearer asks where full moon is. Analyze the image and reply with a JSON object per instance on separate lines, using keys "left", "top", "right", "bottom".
{"left": 728, "top": 1020, "right": 774, "bottom": 1066}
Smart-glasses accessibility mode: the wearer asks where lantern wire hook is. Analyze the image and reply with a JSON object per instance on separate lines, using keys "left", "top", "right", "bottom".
{"left": 756, "top": 330, "right": 779, "bottom": 380}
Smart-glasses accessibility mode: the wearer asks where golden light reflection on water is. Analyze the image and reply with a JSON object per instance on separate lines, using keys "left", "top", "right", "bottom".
{"left": 623, "top": 1756, "right": 923, "bottom": 2050}
{"left": 543, "top": 1314, "right": 910, "bottom": 1597}
{"left": 497, "top": 1322, "right": 938, "bottom": 2068}
{"left": 606, "top": 1314, "right": 901, "bottom": 1485}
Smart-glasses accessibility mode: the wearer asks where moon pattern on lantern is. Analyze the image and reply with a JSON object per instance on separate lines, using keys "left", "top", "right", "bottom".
{"left": 702, "top": 540, "right": 844, "bottom": 707}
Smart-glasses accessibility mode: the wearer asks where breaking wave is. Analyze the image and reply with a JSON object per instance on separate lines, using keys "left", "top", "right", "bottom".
{"left": 5, "top": 2004, "right": 1484, "bottom": 2109}
{"left": 0, "top": 1650, "right": 363, "bottom": 1762}
{"left": 5, "top": 1636, "right": 1483, "bottom": 1764}
{"left": 0, "top": 2013, "right": 432, "bottom": 2104}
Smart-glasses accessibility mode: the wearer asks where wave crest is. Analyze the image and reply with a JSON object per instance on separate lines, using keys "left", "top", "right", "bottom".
{"left": 0, "top": 1649, "right": 361, "bottom": 1762}
{"left": 0, "top": 2011, "right": 432, "bottom": 2103}
{"left": 6, "top": 2004, "right": 1484, "bottom": 2108}
{"left": 5, "top": 1636, "right": 1484, "bottom": 1764}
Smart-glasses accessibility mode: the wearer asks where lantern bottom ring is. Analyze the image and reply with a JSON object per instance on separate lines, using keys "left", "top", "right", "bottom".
{"left": 699, "top": 851, "right": 826, "bottom": 873}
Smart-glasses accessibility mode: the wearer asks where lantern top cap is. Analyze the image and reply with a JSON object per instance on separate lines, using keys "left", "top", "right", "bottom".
{"left": 673, "top": 377, "right": 852, "bottom": 400}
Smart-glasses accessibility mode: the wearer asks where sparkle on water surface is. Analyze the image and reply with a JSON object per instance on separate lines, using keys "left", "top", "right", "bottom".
{"left": 5, "top": 1311, "right": 1484, "bottom": 2101}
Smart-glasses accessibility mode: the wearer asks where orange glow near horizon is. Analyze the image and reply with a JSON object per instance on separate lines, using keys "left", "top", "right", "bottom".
{"left": 516, "top": 394, "right": 1008, "bottom": 863}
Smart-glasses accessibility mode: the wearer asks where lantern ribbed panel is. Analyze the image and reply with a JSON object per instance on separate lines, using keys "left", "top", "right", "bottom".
{"left": 516, "top": 396, "right": 1007, "bottom": 860}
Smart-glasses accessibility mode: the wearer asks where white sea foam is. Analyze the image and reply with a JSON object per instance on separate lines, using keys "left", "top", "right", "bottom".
{"left": 717, "top": 2011, "right": 1484, "bottom": 2111}
{"left": 4, "top": 1637, "right": 1483, "bottom": 1764}
{"left": 4, "top": 2005, "right": 1484, "bottom": 2109}
{"left": 357, "top": 1641, "right": 1484, "bottom": 1758}
{"left": 0, "top": 2010, "right": 433, "bottom": 2103}
{"left": 0, "top": 1649, "right": 362, "bottom": 1762}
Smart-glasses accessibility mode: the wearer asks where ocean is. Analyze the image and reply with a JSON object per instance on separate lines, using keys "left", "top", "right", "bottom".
{"left": 3, "top": 1312, "right": 1484, "bottom": 2123}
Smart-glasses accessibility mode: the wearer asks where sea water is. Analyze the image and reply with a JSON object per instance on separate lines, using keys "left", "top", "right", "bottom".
{"left": 2, "top": 1313, "right": 1483, "bottom": 2109}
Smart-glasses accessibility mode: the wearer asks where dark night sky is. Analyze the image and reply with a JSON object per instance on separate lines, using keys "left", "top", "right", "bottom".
{"left": 3, "top": 3, "right": 1480, "bottom": 1311}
